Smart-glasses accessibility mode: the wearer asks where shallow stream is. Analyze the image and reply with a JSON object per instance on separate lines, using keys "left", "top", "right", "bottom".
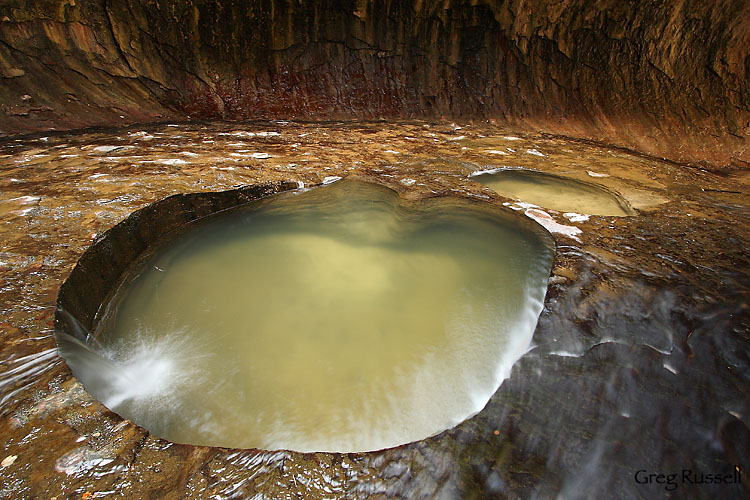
{"left": 0, "top": 121, "right": 747, "bottom": 499}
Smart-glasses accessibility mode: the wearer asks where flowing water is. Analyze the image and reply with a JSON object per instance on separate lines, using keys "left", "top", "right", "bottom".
{"left": 470, "top": 168, "right": 637, "bottom": 216}
{"left": 4, "top": 122, "right": 745, "bottom": 498}
{"left": 58, "top": 179, "right": 553, "bottom": 452}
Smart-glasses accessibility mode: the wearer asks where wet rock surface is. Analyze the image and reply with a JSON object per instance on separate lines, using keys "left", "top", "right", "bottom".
{"left": 0, "top": 0, "right": 748, "bottom": 168}
{"left": 0, "top": 121, "right": 747, "bottom": 498}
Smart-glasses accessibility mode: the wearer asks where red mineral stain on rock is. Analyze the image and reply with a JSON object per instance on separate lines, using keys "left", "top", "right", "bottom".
{"left": 0, "top": 0, "right": 746, "bottom": 169}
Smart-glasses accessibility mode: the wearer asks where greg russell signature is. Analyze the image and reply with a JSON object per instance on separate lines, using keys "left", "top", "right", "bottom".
{"left": 634, "top": 466, "right": 742, "bottom": 491}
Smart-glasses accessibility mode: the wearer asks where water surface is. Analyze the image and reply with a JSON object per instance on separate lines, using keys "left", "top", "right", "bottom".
{"left": 2, "top": 122, "right": 744, "bottom": 498}
{"left": 471, "top": 169, "right": 636, "bottom": 216}
{"left": 61, "top": 179, "right": 553, "bottom": 452}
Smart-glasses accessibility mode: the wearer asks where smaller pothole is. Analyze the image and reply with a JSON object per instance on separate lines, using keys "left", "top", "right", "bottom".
{"left": 470, "top": 168, "right": 637, "bottom": 216}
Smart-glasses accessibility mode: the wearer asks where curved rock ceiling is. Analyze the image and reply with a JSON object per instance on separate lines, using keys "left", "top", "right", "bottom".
{"left": 0, "top": 0, "right": 747, "bottom": 167}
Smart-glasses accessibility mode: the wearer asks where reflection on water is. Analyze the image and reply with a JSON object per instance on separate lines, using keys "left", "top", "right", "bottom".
{"left": 1, "top": 121, "right": 745, "bottom": 498}
{"left": 471, "top": 168, "right": 636, "bottom": 216}
{"left": 59, "top": 180, "right": 553, "bottom": 452}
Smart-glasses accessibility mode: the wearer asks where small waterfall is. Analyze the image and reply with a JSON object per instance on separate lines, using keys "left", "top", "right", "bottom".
{"left": 55, "top": 308, "right": 196, "bottom": 417}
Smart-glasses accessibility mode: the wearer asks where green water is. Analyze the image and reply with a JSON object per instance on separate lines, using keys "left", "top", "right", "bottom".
{"left": 86, "top": 180, "right": 553, "bottom": 452}
{"left": 472, "top": 169, "right": 636, "bottom": 216}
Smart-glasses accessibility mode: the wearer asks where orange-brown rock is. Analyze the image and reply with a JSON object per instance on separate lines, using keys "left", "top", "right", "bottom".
{"left": 0, "top": 0, "right": 747, "bottom": 168}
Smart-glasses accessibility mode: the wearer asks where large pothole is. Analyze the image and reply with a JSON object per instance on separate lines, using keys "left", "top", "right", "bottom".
{"left": 55, "top": 178, "right": 553, "bottom": 453}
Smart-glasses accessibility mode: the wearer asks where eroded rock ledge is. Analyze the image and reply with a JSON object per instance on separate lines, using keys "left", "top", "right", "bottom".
{"left": 0, "top": 0, "right": 748, "bottom": 168}
{"left": 0, "top": 122, "right": 747, "bottom": 498}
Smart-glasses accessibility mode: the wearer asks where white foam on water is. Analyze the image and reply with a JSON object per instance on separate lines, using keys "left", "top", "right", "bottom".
{"left": 156, "top": 159, "right": 188, "bottom": 166}
{"left": 8, "top": 196, "right": 39, "bottom": 204}
{"left": 513, "top": 201, "right": 541, "bottom": 210}
{"left": 549, "top": 350, "right": 585, "bottom": 358}
{"left": 230, "top": 131, "right": 280, "bottom": 138}
{"left": 523, "top": 208, "right": 583, "bottom": 241}
{"left": 663, "top": 362, "right": 678, "bottom": 375}
{"left": 63, "top": 181, "right": 553, "bottom": 453}
{"left": 100, "top": 346, "right": 177, "bottom": 408}
{"left": 469, "top": 167, "right": 505, "bottom": 177}
{"left": 563, "top": 212, "right": 590, "bottom": 222}
{"left": 92, "top": 146, "right": 121, "bottom": 153}
{"left": 57, "top": 327, "right": 203, "bottom": 418}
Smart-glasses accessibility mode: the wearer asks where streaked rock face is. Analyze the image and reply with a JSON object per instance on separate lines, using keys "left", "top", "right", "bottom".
{"left": 0, "top": 0, "right": 747, "bottom": 167}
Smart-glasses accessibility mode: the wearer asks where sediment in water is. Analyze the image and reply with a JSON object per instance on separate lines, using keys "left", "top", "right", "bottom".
{"left": 56, "top": 179, "right": 554, "bottom": 452}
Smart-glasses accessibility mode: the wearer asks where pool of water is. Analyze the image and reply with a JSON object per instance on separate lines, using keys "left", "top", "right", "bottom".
{"left": 471, "top": 168, "right": 636, "bottom": 216}
{"left": 58, "top": 179, "right": 553, "bottom": 452}
{"left": 2, "top": 121, "right": 745, "bottom": 498}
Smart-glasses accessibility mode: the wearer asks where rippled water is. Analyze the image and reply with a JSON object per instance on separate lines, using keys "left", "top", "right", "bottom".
{"left": 57, "top": 181, "right": 551, "bottom": 451}
{"left": 2, "top": 122, "right": 746, "bottom": 498}
{"left": 58, "top": 179, "right": 553, "bottom": 452}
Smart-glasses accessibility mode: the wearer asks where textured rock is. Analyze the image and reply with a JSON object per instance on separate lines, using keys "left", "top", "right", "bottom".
{"left": 0, "top": 122, "right": 747, "bottom": 498}
{"left": 0, "top": 0, "right": 747, "bottom": 168}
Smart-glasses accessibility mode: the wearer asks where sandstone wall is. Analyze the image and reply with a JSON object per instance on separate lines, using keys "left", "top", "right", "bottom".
{"left": 0, "top": 0, "right": 747, "bottom": 168}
